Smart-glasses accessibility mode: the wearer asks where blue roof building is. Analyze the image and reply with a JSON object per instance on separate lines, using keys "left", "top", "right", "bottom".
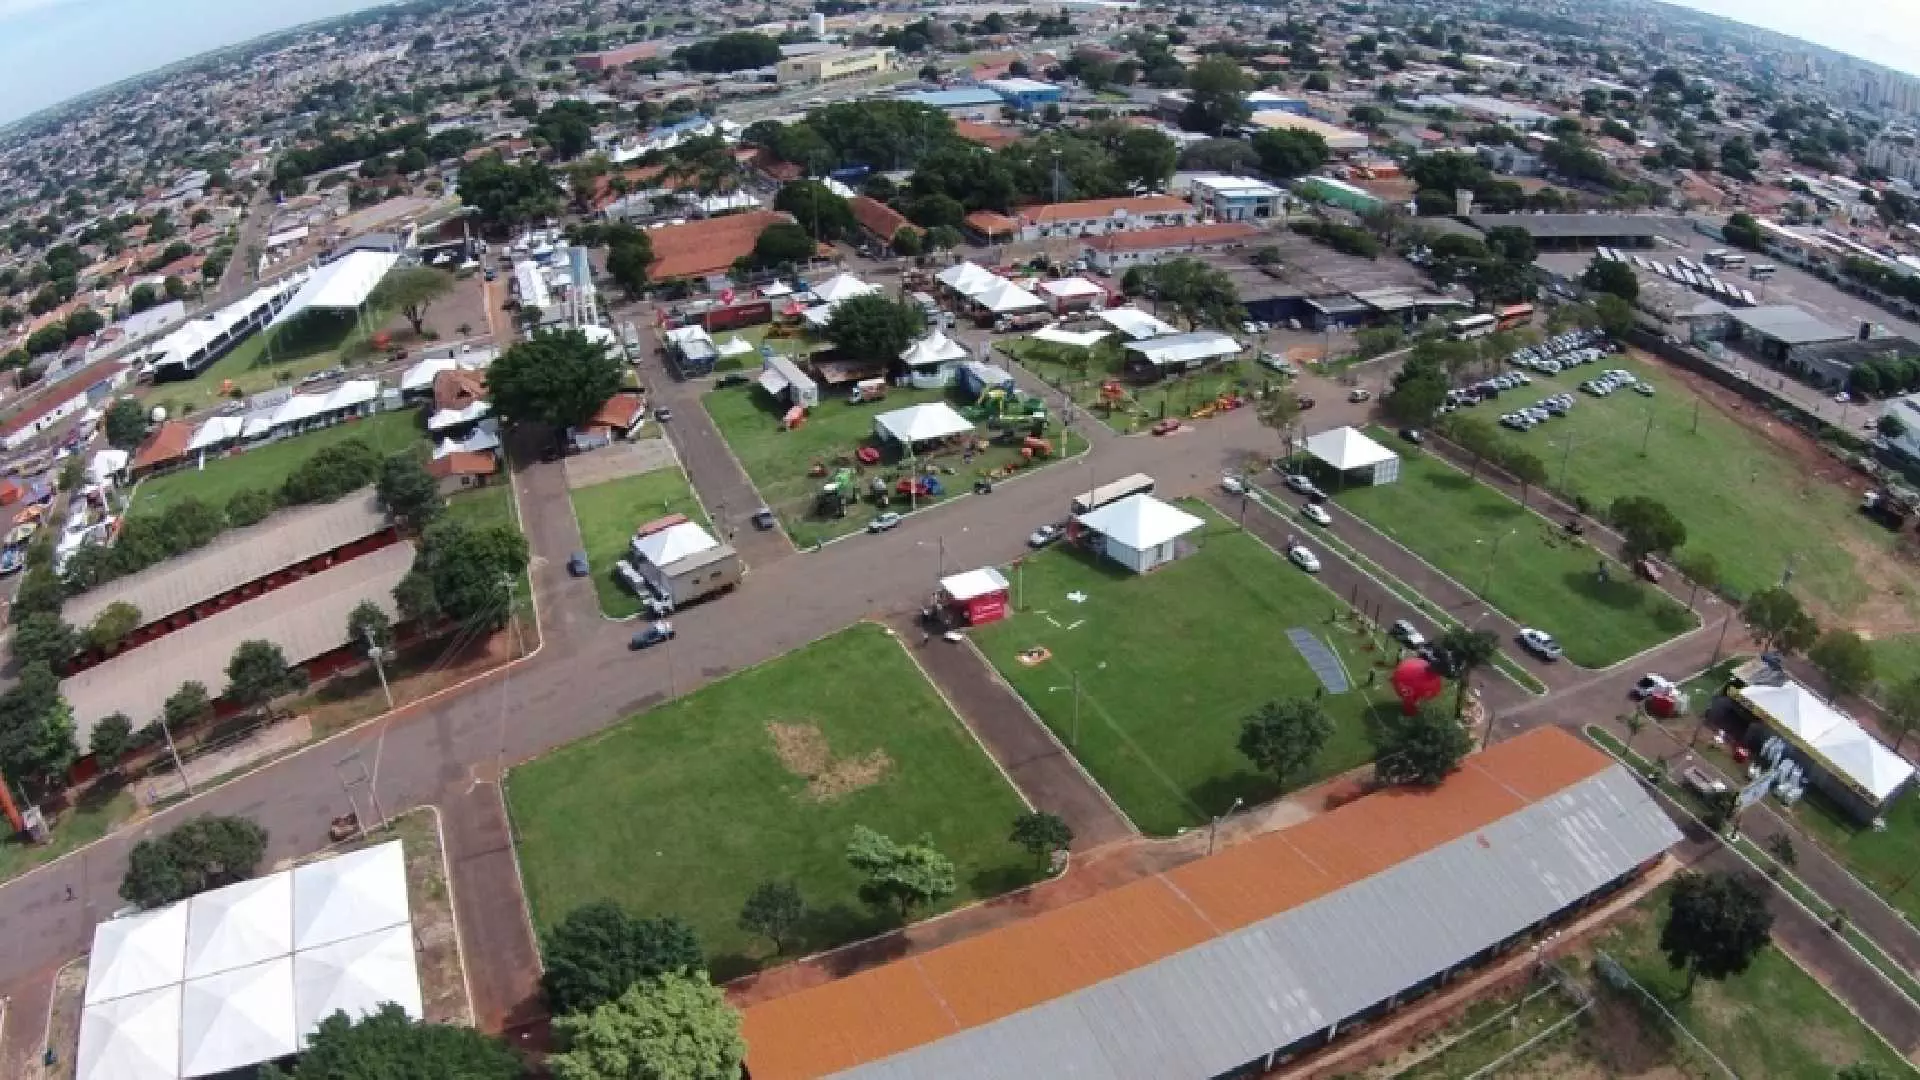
{"left": 902, "top": 88, "right": 1005, "bottom": 111}
{"left": 982, "top": 77, "right": 1064, "bottom": 111}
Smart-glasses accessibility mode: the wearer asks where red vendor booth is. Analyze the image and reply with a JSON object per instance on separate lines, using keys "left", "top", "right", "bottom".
{"left": 938, "top": 568, "right": 1011, "bottom": 626}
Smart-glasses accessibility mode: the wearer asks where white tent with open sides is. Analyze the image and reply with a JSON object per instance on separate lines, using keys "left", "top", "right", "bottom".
{"left": 87, "top": 902, "right": 189, "bottom": 1006}
{"left": 179, "top": 958, "right": 298, "bottom": 1077}
{"left": 811, "top": 273, "right": 878, "bottom": 304}
{"left": 76, "top": 985, "right": 180, "bottom": 1080}
{"left": 291, "top": 842, "right": 411, "bottom": 951}
{"left": 972, "top": 279, "right": 1046, "bottom": 314}
{"left": 293, "top": 924, "right": 424, "bottom": 1044}
{"left": 268, "top": 251, "right": 400, "bottom": 330}
{"left": 185, "top": 874, "right": 293, "bottom": 980}
{"left": 873, "top": 402, "right": 974, "bottom": 447}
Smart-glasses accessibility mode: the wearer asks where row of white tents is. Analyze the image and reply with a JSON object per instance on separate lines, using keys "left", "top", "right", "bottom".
{"left": 79, "top": 842, "right": 421, "bottom": 1080}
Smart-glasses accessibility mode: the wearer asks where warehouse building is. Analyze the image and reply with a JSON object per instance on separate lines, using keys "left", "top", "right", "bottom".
{"left": 1465, "top": 213, "right": 1676, "bottom": 253}
{"left": 776, "top": 47, "right": 894, "bottom": 85}
{"left": 741, "top": 727, "right": 1681, "bottom": 1080}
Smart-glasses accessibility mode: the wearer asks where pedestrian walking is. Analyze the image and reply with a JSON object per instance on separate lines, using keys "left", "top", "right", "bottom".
{"left": 64, "top": 885, "right": 74, "bottom": 902}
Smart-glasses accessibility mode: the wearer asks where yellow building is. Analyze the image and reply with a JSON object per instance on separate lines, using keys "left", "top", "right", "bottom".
{"left": 776, "top": 47, "right": 895, "bottom": 85}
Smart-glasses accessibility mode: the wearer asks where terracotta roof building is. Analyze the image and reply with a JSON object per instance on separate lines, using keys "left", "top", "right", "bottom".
{"left": 954, "top": 120, "right": 1021, "bottom": 150}
{"left": 963, "top": 210, "right": 1020, "bottom": 242}
{"left": 740, "top": 727, "right": 1680, "bottom": 1080}
{"left": 1084, "top": 221, "right": 1264, "bottom": 271}
{"left": 849, "top": 196, "right": 915, "bottom": 246}
{"left": 1013, "top": 194, "right": 1198, "bottom": 240}
{"left": 647, "top": 211, "right": 791, "bottom": 282}
{"left": 130, "top": 419, "right": 196, "bottom": 477}
{"left": 431, "top": 368, "right": 486, "bottom": 413}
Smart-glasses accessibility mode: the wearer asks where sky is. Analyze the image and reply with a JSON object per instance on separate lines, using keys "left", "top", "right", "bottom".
{"left": 1, "top": 0, "right": 1919, "bottom": 129}
{"left": 0, "top": 0, "right": 388, "bottom": 126}
{"left": 1669, "top": 0, "right": 1920, "bottom": 79}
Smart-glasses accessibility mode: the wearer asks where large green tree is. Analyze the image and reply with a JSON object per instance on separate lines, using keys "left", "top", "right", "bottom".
{"left": 1237, "top": 698, "right": 1334, "bottom": 789}
{"left": 1582, "top": 257, "right": 1640, "bottom": 301}
{"left": 289, "top": 1003, "right": 522, "bottom": 1080}
{"left": 1250, "top": 128, "right": 1329, "bottom": 180}
{"left": 1809, "top": 629, "right": 1875, "bottom": 701}
{"left": 375, "top": 452, "right": 444, "bottom": 532}
{"left": 737, "top": 881, "right": 806, "bottom": 956}
{"left": 489, "top": 327, "right": 624, "bottom": 431}
{"left": 0, "top": 662, "right": 76, "bottom": 792}
{"left": 1435, "top": 627, "right": 1500, "bottom": 722}
{"left": 103, "top": 398, "right": 149, "bottom": 451}
{"left": 225, "top": 640, "right": 308, "bottom": 716}
{"left": 398, "top": 519, "right": 531, "bottom": 630}
{"left": 823, "top": 294, "right": 925, "bottom": 366}
{"left": 1659, "top": 871, "right": 1773, "bottom": 994}
{"left": 1608, "top": 495, "right": 1687, "bottom": 563}
{"left": 1008, "top": 811, "right": 1074, "bottom": 868}
{"left": 773, "top": 180, "right": 856, "bottom": 242}
{"left": 375, "top": 267, "right": 456, "bottom": 337}
{"left": 120, "top": 815, "right": 268, "bottom": 907}
{"left": 1744, "top": 586, "right": 1819, "bottom": 652}
{"left": 1182, "top": 55, "right": 1252, "bottom": 135}
{"left": 542, "top": 901, "right": 704, "bottom": 1015}
{"left": 457, "top": 155, "right": 564, "bottom": 228}
{"left": 606, "top": 231, "right": 655, "bottom": 300}
{"left": 1146, "top": 258, "right": 1241, "bottom": 329}
{"left": 846, "top": 825, "right": 956, "bottom": 919}
{"left": 548, "top": 972, "right": 745, "bottom": 1080}
{"left": 1371, "top": 700, "right": 1472, "bottom": 786}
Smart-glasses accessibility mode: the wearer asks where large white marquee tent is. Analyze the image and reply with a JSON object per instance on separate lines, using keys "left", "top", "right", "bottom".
{"left": 269, "top": 250, "right": 401, "bottom": 332}
{"left": 76, "top": 841, "right": 420, "bottom": 1080}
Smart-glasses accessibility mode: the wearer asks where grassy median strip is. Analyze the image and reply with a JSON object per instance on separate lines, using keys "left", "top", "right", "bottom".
{"left": 569, "top": 467, "right": 707, "bottom": 619}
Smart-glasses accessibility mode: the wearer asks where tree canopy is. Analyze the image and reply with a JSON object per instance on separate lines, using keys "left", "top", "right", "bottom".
{"left": 374, "top": 267, "right": 456, "bottom": 337}
{"left": 823, "top": 294, "right": 925, "bottom": 366}
{"left": 104, "top": 398, "right": 149, "bottom": 451}
{"left": 1182, "top": 56, "right": 1252, "bottom": 135}
{"left": 1238, "top": 698, "right": 1334, "bottom": 789}
{"left": 288, "top": 1003, "right": 522, "bottom": 1080}
{"left": 846, "top": 826, "right": 956, "bottom": 918}
{"left": 774, "top": 180, "right": 857, "bottom": 242}
{"left": 543, "top": 901, "right": 705, "bottom": 1015}
{"left": 397, "top": 518, "right": 531, "bottom": 630}
{"left": 1371, "top": 700, "right": 1472, "bottom": 786}
{"left": 225, "top": 640, "right": 308, "bottom": 714}
{"left": 1659, "top": 871, "right": 1773, "bottom": 993}
{"left": 457, "top": 155, "right": 564, "bottom": 228}
{"left": 1608, "top": 495, "right": 1687, "bottom": 562}
{"left": 1009, "top": 811, "right": 1074, "bottom": 867}
{"left": 1582, "top": 257, "right": 1640, "bottom": 302}
{"left": 489, "top": 327, "right": 625, "bottom": 431}
{"left": 375, "top": 452, "right": 444, "bottom": 532}
{"left": 737, "top": 880, "right": 806, "bottom": 956}
{"left": 0, "top": 662, "right": 76, "bottom": 792}
{"left": 680, "top": 32, "right": 782, "bottom": 73}
{"left": 1743, "top": 586, "right": 1818, "bottom": 653}
{"left": 120, "top": 815, "right": 268, "bottom": 908}
{"left": 1250, "top": 128, "right": 1329, "bottom": 180}
{"left": 1145, "top": 258, "right": 1242, "bottom": 330}
{"left": 1809, "top": 629, "right": 1875, "bottom": 701}
{"left": 549, "top": 972, "right": 745, "bottom": 1080}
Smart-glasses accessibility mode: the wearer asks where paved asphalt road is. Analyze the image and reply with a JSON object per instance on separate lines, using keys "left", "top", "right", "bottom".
{"left": 2, "top": 328, "right": 1917, "bottom": 1066}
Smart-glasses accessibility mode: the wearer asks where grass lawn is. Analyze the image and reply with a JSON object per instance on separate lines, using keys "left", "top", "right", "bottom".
{"left": 0, "top": 786, "right": 133, "bottom": 885}
{"left": 1475, "top": 352, "right": 1920, "bottom": 653}
{"left": 569, "top": 467, "right": 708, "bottom": 618}
{"left": 1784, "top": 778, "right": 1920, "bottom": 928}
{"left": 504, "top": 623, "right": 1035, "bottom": 978}
{"left": 973, "top": 506, "right": 1397, "bottom": 836}
{"left": 709, "top": 323, "right": 821, "bottom": 373}
{"left": 142, "top": 305, "right": 396, "bottom": 412}
{"left": 130, "top": 410, "right": 428, "bottom": 517}
{"left": 1000, "top": 337, "right": 1284, "bottom": 435}
{"left": 704, "top": 381, "right": 1086, "bottom": 548}
{"left": 1333, "top": 437, "right": 1695, "bottom": 668}
{"left": 1591, "top": 888, "right": 1914, "bottom": 1079}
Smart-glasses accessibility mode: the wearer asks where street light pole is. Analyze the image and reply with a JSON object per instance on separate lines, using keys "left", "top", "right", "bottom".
{"left": 366, "top": 629, "right": 394, "bottom": 712}
{"left": 1208, "top": 797, "right": 1244, "bottom": 856}
{"left": 1071, "top": 669, "right": 1081, "bottom": 747}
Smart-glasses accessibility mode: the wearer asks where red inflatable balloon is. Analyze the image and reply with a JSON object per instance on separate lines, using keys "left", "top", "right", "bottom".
{"left": 1391, "top": 657, "right": 1446, "bottom": 715}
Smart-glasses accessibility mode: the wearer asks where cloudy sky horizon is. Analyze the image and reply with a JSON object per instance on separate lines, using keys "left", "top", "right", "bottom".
{"left": 0, "top": 0, "right": 1917, "bottom": 127}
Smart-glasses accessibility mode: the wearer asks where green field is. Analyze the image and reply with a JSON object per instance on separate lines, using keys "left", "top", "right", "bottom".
{"left": 1333, "top": 438, "right": 1694, "bottom": 668}
{"left": 1001, "top": 337, "right": 1283, "bottom": 435}
{"left": 143, "top": 305, "right": 394, "bottom": 411}
{"left": 569, "top": 467, "right": 708, "bottom": 618}
{"left": 130, "top": 410, "right": 428, "bottom": 517}
{"left": 704, "top": 382, "right": 1085, "bottom": 547}
{"left": 1589, "top": 889, "right": 1914, "bottom": 1079}
{"left": 1477, "top": 353, "right": 1920, "bottom": 666}
{"left": 505, "top": 624, "right": 1035, "bottom": 977}
{"left": 973, "top": 508, "right": 1393, "bottom": 836}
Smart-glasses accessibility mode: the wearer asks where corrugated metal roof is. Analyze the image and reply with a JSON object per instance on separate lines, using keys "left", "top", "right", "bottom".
{"left": 741, "top": 729, "right": 1681, "bottom": 1080}
{"left": 833, "top": 766, "right": 1678, "bottom": 1080}
{"left": 65, "top": 492, "right": 389, "bottom": 630}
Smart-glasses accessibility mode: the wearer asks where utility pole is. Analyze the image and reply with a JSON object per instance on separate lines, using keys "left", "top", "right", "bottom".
{"left": 501, "top": 574, "right": 525, "bottom": 656}
{"left": 1558, "top": 428, "right": 1575, "bottom": 490}
{"left": 158, "top": 714, "right": 192, "bottom": 797}
{"left": 365, "top": 629, "right": 394, "bottom": 712}
{"left": 1071, "top": 669, "right": 1082, "bottom": 747}
{"left": 1639, "top": 402, "right": 1655, "bottom": 456}
{"left": 1207, "top": 797, "right": 1243, "bottom": 856}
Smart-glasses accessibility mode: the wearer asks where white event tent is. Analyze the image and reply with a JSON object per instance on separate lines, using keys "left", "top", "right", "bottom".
{"left": 1074, "top": 493, "right": 1204, "bottom": 574}
{"left": 937, "top": 261, "right": 1000, "bottom": 297}
{"left": 1302, "top": 426, "right": 1401, "bottom": 486}
{"left": 1032, "top": 324, "right": 1110, "bottom": 350}
{"left": 971, "top": 279, "right": 1046, "bottom": 314}
{"left": 268, "top": 250, "right": 401, "bottom": 335}
{"left": 1096, "top": 306, "right": 1178, "bottom": 340}
{"left": 76, "top": 842, "right": 419, "bottom": 1080}
{"left": 899, "top": 331, "right": 968, "bottom": 388}
{"left": 873, "top": 402, "right": 974, "bottom": 447}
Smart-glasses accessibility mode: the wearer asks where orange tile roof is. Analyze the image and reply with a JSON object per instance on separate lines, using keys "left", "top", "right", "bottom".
{"left": 740, "top": 727, "right": 1615, "bottom": 1080}
{"left": 1021, "top": 194, "right": 1193, "bottom": 227}
{"left": 849, "top": 196, "right": 913, "bottom": 243}
{"left": 648, "top": 210, "right": 790, "bottom": 282}
{"left": 588, "top": 392, "right": 647, "bottom": 430}
{"left": 963, "top": 210, "right": 1020, "bottom": 237}
{"left": 953, "top": 120, "right": 1021, "bottom": 150}
{"left": 1086, "top": 221, "right": 1263, "bottom": 253}
{"left": 426, "top": 451, "right": 498, "bottom": 479}
{"left": 131, "top": 420, "right": 195, "bottom": 472}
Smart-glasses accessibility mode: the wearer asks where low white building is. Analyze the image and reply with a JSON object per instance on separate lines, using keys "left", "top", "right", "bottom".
{"left": 1123, "top": 332, "right": 1242, "bottom": 378}
{"left": 1302, "top": 426, "right": 1401, "bottom": 487}
{"left": 1187, "top": 174, "right": 1288, "bottom": 222}
{"left": 1073, "top": 493, "right": 1204, "bottom": 574}
{"left": 899, "top": 332, "right": 968, "bottom": 389}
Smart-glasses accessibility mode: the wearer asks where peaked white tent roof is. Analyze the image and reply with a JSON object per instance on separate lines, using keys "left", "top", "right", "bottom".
{"left": 632, "top": 521, "right": 720, "bottom": 567}
{"left": 179, "top": 958, "right": 298, "bottom": 1077}
{"left": 291, "top": 842, "right": 411, "bottom": 951}
{"left": 899, "top": 331, "right": 968, "bottom": 367}
{"left": 1039, "top": 276, "right": 1105, "bottom": 298}
{"left": 812, "top": 272, "right": 878, "bottom": 303}
{"left": 972, "top": 279, "right": 1046, "bottom": 314}
{"left": 1075, "top": 493, "right": 1204, "bottom": 550}
{"left": 874, "top": 402, "right": 974, "bottom": 445}
{"left": 76, "top": 984, "right": 180, "bottom": 1080}
{"left": 1304, "top": 426, "right": 1397, "bottom": 471}
{"left": 87, "top": 902, "right": 189, "bottom": 1005}
{"left": 716, "top": 334, "right": 757, "bottom": 357}
{"left": 939, "top": 567, "right": 1009, "bottom": 601}
{"left": 184, "top": 873, "right": 293, "bottom": 980}
{"left": 1096, "top": 306, "right": 1178, "bottom": 340}
{"left": 293, "top": 924, "right": 424, "bottom": 1044}
{"left": 1032, "top": 324, "right": 1110, "bottom": 349}
{"left": 1741, "top": 680, "right": 1917, "bottom": 801}
{"left": 937, "top": 261, "right": 999, "bottom": 295}
{"left": 434, "top": 420, "right": 502, "bottom": 461}
{"left": 269, "top": 251, "right": 400, "bottom": 328}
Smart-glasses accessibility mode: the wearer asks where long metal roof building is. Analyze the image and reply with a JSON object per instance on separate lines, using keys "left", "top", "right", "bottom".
{"left": 741, "top": 728, "right": 1681, "bottom": 1080}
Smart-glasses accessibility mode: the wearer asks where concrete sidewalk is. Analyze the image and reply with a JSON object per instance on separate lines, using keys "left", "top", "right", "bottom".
{"left": 890, "top": 614, "right": 1134, "bottom": 850}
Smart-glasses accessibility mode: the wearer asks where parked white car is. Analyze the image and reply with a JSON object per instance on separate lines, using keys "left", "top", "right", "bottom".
{"left": 1287, "top": 545, "right": 1322, "bottom": 573}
